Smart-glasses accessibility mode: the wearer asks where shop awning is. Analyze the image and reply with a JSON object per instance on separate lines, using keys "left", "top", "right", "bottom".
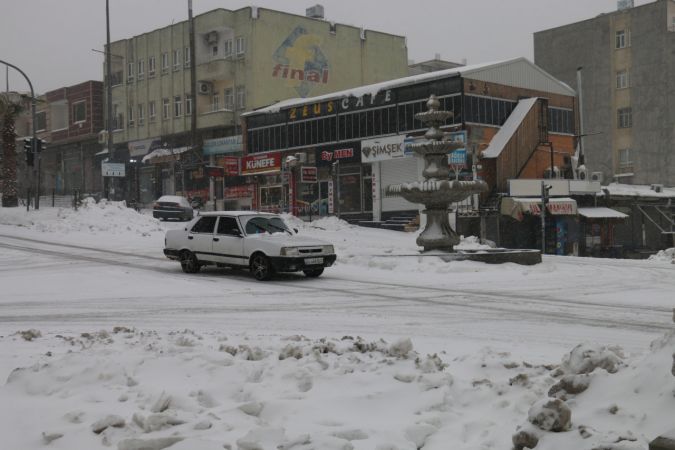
{"left": 501, "top": 197, "right": 577, "bottom": 221}
{"left": 577, "top": 207, "right": 628, "bottom": 219}
{"left": 142, "top": 146, "right": 190, "bottom": 163}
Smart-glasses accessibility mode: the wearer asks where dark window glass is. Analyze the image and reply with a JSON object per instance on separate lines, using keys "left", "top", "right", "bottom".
{"left": 216, "top": 217, "right": 241, "bottom": 236}
{"left": 191, "top": 216, "right": 217, "bottom": 233}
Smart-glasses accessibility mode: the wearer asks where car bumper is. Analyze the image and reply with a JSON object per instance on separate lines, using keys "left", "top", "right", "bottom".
{"left": 164, "top": 248, "right": 181, "bottom": 260}
{"left": 154, "top": 210, "right": 190, "bottom": 219}
{"left": 269, "top": 254, "right": 337, "bottom": 272}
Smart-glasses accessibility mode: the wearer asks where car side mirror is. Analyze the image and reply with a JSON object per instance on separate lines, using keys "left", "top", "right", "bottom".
{"left": 293, "top": 228, "right": 299, "bottom": 234}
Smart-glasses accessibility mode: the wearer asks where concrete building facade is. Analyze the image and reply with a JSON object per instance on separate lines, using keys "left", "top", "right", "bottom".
{"left": 534, "top": 0, "right": 675, "bottom": 187}
{"left": 105, "top": 6, "right": 409, "bottom": 203}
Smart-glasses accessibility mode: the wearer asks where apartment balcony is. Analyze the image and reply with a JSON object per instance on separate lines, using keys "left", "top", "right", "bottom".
{"left": 198, "top": 109, "right": 235, "bottom": 130}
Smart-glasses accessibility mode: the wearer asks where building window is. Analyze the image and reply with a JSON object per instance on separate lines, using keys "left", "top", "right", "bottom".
{"left": 174, "top": 96, "right": 182, "bottom": 117}
{"left": 224, "top": 39, "right": 233, "bottom": 57}
{"left": 138, "top": 103, "right": 145, "bottom": 125}
{"left": 618, "top": 148, "right": 633, "bottom": 172}
{"left": 72, "top": 101, "right": 86, "bottom": 124}
{"left": 162, "top": 98, "right": 170, "bottom": 119}
{"left": 137, "top": 59, "right": 145, "bottom": 80}
{"left": 161, "top": 52, "right": 169, "bottom": 73}
{"left": 149, "top": 101, "right": 156, "bottom": 121}
{"left": 112, "top": 104, "right": 121, "bottom": 130}
{"left": 185, "top": 94, "right": 192, "bottom": 115}
{"left": 212, "top": 45, "right": 219, "bottom": 57}
{"left": 236, "top": 36, "right": 246, "bottom": 56}
{"left": 35, "top": 111, "right": 47, "bottom": 132}
{"left": 212, "top": 93, "right": 220, "bottom": 112}
{"left": 127, "top": 62, "right": 134, "bottom": 82}
{"left": 615, "top": 29, "right": 630, "bottom": 49}
{"left": 148, "top": 56, "right": 156, "bottom": 76}
{"left": 617, "top": 107, "right": 632, "bottom": 128}
{"left": 173, "top": 49, "right": 181, "bottom": 70}
{"left": 128, "top": 105, "right": 135, "bottom": 126}
{"left": 184, "top": 47, "right": 191, "bottom": 67}
{"left": 236, "top": 86, "right": 245, "bottom": 109}
{"left": 224, "top": 88, "right": 234, "bottom": 110}
{"left": 616, "top": 69, "right": 630, "bottom": 89}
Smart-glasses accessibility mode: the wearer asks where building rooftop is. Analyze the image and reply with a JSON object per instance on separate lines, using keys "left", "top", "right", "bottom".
{"left": 245, "top": 58, "right": 575, "bottom": 116}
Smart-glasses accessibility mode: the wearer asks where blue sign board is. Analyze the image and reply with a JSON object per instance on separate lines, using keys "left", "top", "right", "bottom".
{"left": 203, "top": 135, "right": 243, "bottom": 156}
{"left": 447, "top": 131, "right": 467, "bottom": 166}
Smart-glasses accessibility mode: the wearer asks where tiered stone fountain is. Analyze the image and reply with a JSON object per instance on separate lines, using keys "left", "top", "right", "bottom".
{"left": 387, "top": 95, "right": 541, "bottom": 264}
{"left": 387, "top": 95, "right": 487, "bottom": 252}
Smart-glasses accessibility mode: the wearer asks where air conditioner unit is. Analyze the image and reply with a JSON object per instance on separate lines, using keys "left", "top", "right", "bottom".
{"left": 204, "top": 31, "right": 219, "bottom": 45}
{"left": 577, "top": 165, "right": 588, "bottom": 181}
{"left": 590, "top": 171, "right": 604, "bottom": 183}
{"left": 306, "top": 4, "right": 325, "bottom": 19}
{"left": 198, "top": 81, "right": 213, "bottom": 95}
{"left": 651, "top": 184, "right": 664, "bottom": 193}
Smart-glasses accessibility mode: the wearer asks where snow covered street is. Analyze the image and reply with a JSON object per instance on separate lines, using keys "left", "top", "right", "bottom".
{"left": 0, "top": 201, "right": 674, "bottom": 450}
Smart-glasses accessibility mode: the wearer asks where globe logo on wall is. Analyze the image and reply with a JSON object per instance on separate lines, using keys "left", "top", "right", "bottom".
{"left": 272, "top": 26, "right": 330, "bottom": 97}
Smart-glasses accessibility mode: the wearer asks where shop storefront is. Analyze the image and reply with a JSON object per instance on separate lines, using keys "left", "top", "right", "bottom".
{"left": 315, "top": 144, "right": 372, "bottom": 217}
{"left": 500, "top": 196, "right": 579, "bottom": 254}
{"left": 241, "top": 152, "right": 283, "bottom": 213}
{"left": 577, "top": 207, "right": 628, "bottom": 257}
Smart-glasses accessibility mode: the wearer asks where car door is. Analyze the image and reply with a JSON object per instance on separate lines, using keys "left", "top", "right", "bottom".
{"left": 188, "top": 216, "right": 218, "bottom": 262}
{"left": 212, "top": 216, "right": 246, "bottom": 266}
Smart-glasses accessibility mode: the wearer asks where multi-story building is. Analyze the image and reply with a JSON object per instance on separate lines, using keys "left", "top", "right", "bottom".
{"left": 534, "top": 0, "right": 675, "bottom": 187}
{"left": 106, "top": 5, "right": 409, "bottom": 204}
{"left": 15, "top": 81, "right": 104, "bottom": 199}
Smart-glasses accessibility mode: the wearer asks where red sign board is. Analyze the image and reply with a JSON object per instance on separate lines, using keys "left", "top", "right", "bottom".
{"left": 204, "top": 165, "right": 225, "bottom": 178}
{"left": 241, "top": 152, "right": 282, "bottom": 175}
{"left": 224, "top": 185, "right": 254, "bottom": 199}
{"left": 319, "top": 148, "right": 354, "bottom": 162}
{"left": 221, "top": 156, "right": 240, "bottom": 176}
{"left": 300, "top": 166, "right": 318, "bottom": 183}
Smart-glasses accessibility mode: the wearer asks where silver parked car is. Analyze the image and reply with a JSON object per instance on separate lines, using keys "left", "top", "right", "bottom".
{"left": 153, "top": 195, "right": 194, "bottom": 221}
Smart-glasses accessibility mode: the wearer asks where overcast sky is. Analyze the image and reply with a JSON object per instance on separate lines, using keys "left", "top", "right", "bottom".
{"left": 1, "top": 0, "right": 648, "bottom": 94}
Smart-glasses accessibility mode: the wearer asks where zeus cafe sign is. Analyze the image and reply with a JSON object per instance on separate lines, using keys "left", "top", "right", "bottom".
{"left": 287, "top": 89, "right": 394, "bottom": 120}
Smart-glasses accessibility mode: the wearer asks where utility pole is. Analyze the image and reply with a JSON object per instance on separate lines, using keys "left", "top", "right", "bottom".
{"left": 541, "top": 181, "right": 551, "bottom": 254}
{"left": 105, "top": 0, "right": 116, "bottom": 201}
{"left": 576, "top": 67, "right": 585, "bottom": 167}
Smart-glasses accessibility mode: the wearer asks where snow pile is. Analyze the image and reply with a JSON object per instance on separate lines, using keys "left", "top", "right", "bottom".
{"left": 0, "top": 328, "right": 584, "bottom": 450}
{"left": 283, "top": 213, "right": 497, "bottom": 273}
{"left": 511, "top": 335, "right": 675, "bottom": 450}
{"left": 0, "top": 198, "right": 163, "bottom": 237}
{"left": 649, "top": 248, "right": 675, "bottom": 264}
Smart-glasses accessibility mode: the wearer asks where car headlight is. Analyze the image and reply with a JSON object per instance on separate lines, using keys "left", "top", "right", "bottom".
{"left": 322, "top": 245, "right": 334, "bottom": 254}
{"left": 280, "top": 247, "right": 300, "bottom": 256}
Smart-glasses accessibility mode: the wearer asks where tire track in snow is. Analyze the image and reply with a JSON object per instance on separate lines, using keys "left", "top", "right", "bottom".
{"left": 0, "top": 240, "right": 670, "bottom": 334}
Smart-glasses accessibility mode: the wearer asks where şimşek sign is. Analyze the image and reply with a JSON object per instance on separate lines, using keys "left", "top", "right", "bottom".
{"left": 241, "top": 152, "right": 281, "bottom": 175}
{"left": 361, "top": 135, "right": 406, "bottom": 162}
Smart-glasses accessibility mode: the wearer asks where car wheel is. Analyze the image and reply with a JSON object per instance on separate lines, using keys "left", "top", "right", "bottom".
{"left": 303, "top": 268, "right": 324, "bottom": 278}
{"left": 180, "top": 251, "right": 200, "bottom": 274}
{"left": 250, "top": 253, "right": 273, "bottom": 281}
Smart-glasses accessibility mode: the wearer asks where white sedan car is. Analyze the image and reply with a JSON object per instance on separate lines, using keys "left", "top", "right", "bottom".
{"left": 163, "top": 211, "right": 336, "bottom": 280}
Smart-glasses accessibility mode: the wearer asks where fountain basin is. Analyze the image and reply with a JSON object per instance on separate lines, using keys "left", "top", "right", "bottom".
{"left": 387, "top": 179, "right": 488, "bottom": 205}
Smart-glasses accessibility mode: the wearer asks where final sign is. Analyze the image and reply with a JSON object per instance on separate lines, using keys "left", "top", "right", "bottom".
{"left": 300, "top": 166, "right": 318, "bottom": 183}
{"left": 241, "top": 152, "right": 282, "bottom": 175}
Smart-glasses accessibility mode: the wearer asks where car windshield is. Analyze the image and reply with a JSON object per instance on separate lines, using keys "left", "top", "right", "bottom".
{"left": 240, "top": 215, "right": 290, "bottom": 235}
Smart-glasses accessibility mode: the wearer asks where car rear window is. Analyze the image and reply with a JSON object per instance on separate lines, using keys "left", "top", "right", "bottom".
{"left": 191, "top": 216, "right": 217, "bottom": 234}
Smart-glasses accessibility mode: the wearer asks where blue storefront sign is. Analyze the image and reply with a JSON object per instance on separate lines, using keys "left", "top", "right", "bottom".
{"left": 203, "top": 135, "right": 243, "bottom": 156}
